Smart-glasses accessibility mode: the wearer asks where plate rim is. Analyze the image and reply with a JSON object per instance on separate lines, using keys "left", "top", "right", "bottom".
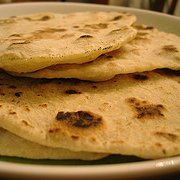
{"left": 0, "top": 156, "right": 180, "bottom": 178}
{"left": 0, "top": 1, "right": 179, "bottom": 20}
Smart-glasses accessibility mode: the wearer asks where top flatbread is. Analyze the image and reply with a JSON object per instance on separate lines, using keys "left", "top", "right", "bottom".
{"left": 14, "top": 25, "right": 180, "bottom": 81}
{"left": 0, "top": 12, "right": 136, "bottom": 73}
{"left": 0, "top": 70, "right": 179, "bottom": 159}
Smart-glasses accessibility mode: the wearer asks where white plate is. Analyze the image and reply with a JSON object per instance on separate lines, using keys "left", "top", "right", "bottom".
{"left": 0, "top": 156, "right": 179, "bottom": 179}
{"left": 0, "top": 2, "right": 180, "bottom": 179}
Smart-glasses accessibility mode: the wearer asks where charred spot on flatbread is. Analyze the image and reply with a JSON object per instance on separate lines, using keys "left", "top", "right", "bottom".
{"left": 126, "top": 98, "right": 165, "bottom": 120}
{"left": 154, "top": 132, "right": 178, "bottom": 142}
{"left": 39, "top": 15, "right": 51, "bottom": 21}
{"left": 92, "top": 85, "right": 97, "bottom": 89}
{"left": 111, "top": 15, "right": 123, "bottom": 21}
{"left": 24, "top": 15, "right": 51, "bottom": 21}
{"left": 65, "top": 89, "right": 82, "bottom": 94}
{"left": 9, "top": 34, "right": 22, "bottom": 38}
{"left": 55, "top": 111, "right": 102, "bottom": 128}
{"left": 162, "top": 45, "right": 178, "bottom": 53}
{"left": 8, "top": 40, "right": 31, "bottom": 48}
{"left": 144, "top": 26, "right": 154, "bottom": 30}
{"left": 8, "top": 110, "right": 16, "bottom": 115}
{"left": 14, "top": 92, "right": 22, "bottom": 97}
{"left": 8, "top": 85, "right": 17, "bottom": 89}
{"left": 73, "top": 25, "right": 79, "bottom": 28}
{"left": 0, "top": 91, "right": 5, "bottom": 96}
{"left": 36, "top": 28, "right": 67, "bottom": 33}
{"left": 79, "top": 35, "right": 94, "bottom": 39}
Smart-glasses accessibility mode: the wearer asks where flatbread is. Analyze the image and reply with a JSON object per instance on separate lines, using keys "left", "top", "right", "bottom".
{"left": 0, "top": 128, "right": 107, "bottom": 160}
{"left": 0, "top": 70, "right": 179, "bottom": 159}
{"left": 0, "top": 12, "right": 137, "bottom": 73}
{"left": 13, "top": 26, "right": 180, "bottom": 81}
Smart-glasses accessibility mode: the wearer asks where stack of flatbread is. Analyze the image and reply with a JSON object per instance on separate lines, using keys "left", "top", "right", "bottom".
{"left": 0, "top": 11, "right": 179, "bottom": 161}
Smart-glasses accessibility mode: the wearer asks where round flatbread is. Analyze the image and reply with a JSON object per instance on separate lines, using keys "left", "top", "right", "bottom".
{"left": 0, "top": 12, "right": 136, "bottom": 73}
{"left": 0, "top": 70, "right": 179, "bottom": 159}
{"left": 14, "top": 26, "right": 180, "bottom": 81}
